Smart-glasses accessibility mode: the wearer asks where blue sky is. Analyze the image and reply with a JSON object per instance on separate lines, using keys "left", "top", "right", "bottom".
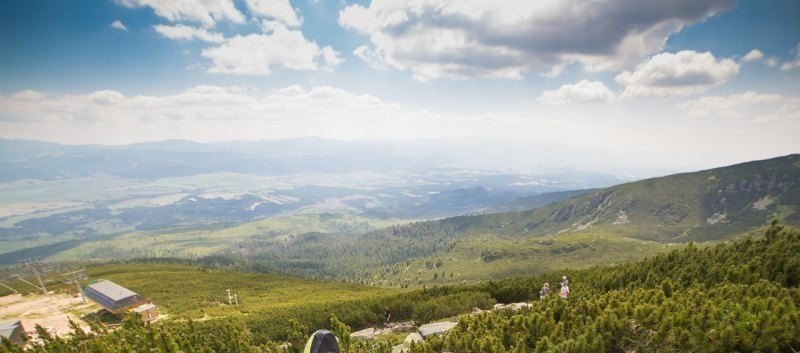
{"left": 0, "top": 0, "right": 799, "bottom": 170}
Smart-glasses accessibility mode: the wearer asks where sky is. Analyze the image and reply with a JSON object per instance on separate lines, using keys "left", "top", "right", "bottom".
{"left": 0, "top": 0, "right": 799, "bottom": 171}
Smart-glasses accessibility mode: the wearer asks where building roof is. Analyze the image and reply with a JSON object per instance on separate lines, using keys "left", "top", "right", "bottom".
{"left": 132, "top": 303, "right": 156, "bottom": 312}
{"left": 86, "top": 280, "right": 138, "bottom": 301}
{"left": 0, "top": 320, "right": 22, "bottom": 342}
{"left": 84, "top": 280, "right": 145, "bottom": 312}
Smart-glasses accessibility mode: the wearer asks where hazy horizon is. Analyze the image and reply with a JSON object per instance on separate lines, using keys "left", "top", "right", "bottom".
{"left": 1, "top": 0, "right": 799, "bottom": 173}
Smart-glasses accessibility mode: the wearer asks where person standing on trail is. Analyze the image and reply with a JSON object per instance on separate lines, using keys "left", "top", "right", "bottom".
{"left": 384, "top": 306, "right": 391, "bottom": 324}
{"left": 539, "top": 282, "right": 550, "bottom": 300}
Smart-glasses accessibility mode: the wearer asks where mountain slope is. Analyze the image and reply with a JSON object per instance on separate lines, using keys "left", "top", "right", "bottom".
{"left": 11, "top": 223, "right": 800, "bottom": 353}
{"left": 221, "top": 154, "right": 800, "bottom": 285}
{"left": 381, "top": 153, "right": 800, "bottom": 243}
{"left": 492, "top": 153, "right": 800, "bottom": 242}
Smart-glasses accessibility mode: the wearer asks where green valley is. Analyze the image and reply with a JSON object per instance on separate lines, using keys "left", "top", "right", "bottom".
{"left": 3, "top": 155, "right": 796, "bottom": 290}
{"left": 202, "top": 154, "right": 800, "bottom": 286}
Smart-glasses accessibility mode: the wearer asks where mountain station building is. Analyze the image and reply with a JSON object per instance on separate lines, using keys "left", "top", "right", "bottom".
{"left": 84, "top": 280, "right": 159, "bottom": 321}
{"left": 0, "top": 320, "right": 25, "bottom": 347}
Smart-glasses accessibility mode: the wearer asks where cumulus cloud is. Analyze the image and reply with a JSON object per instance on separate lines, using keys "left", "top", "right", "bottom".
{"left": 742, "top": 49, "right": 763, "bottom": 63}
{"left": 154, "top": 24, "right": 225, "bottom": 43}
{"left": 537, "top": 80, "right": 615, "bottom": 105}
{"left": 680, "top": 91, "right": 783, "bottom": 117}
{"left": 353, "top": 45, "right": 388, "bottom": 70}
{"left": 116, "top": 0, "right": 343, "bottom": 75}
{"left": 616, "top": 51, "right": 740, "bottom": 98}
{"left": 116, "top": 0, "right": 244, "bottom": 27}
{"left": 338, "top": 0, "right": 733, "bottom": 80}
{"left": 244, "top": 0, "right": 301, "bottom": 27}
{"left": 110, "top": 20, "right": 128, "bottom": 31}
{"left": 201, "top": 21, "right": 341, "bottom": 75}
{"left": 321, "top": 46, "right": 344, "bottom": 70}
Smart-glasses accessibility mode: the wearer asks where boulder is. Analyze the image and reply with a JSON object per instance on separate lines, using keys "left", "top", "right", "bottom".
{"left": 403, "top": 332, "right": 424, "bottom": 344}
{"left": 350, "top": 327, "right": 376, "bottom": 340}
{"left": 388, "top": 321, "right": 417, "bottom": 333}
{"left": 391, "top": 344, "right": 408, "bottom": 353}
{"left": 492, "top": 303, "right": 506, "bottom": 310}
{"left": 418, "top": 321, "right": 458, "bottom": 337}
{"left": 509, "top": 302, "right": 531, "bottom": 310}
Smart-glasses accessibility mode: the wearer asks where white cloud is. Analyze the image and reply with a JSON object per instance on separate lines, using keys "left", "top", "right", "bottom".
{"left": 2, "top": 87, "right": 798, "bottom": 170}
{"left": 0, "top": 86, "right": 596, "bottom": 143}
{"left": 353, "top": 45, "right": 388, "bottom": 70}
{"left": 616, "top": 51, "right": 740, "bottom": 98}
{"left": 11, "top": 90, "right": 46, "bottom": 101}
{"left": 116, "top": 0, "right": 245, "bottom": 27}
{"left": 201, "top": 21, "right": 341, "bottom": 75}
{"left": 245, "top": 0, "right": 301, "bottom": 27}
{"left": 154, "top": 24, "right": 225, "bottom": 43}
{"left": 775, "top": 98, "right": 800, "bottom": 123}
{"left": 742, "top": 49, "right": 763, "bottom": 63}
{"left": 537, "top": 80, "right": 615, "bottom": 105}
{"left": 780, "top": 44, "right": 800, "bottom": 71}
{"left": 752, "top": 98, "right": 800, "bottom": 124}
{"left": 741, "top": 49, "right": 785, "bottom": 68}
{"left": 110, "top": 20, "right": 128, "bottom": 31}
{"left": 338, "top": 0, "right": 733, "bottom": 80}
{"left": 321, "top": 46, "right": 344, "bottom": 70}
{"left": 680, "top": 91, "right": 782, "bottom": 117}
{"left": 764, "top": 57, "right": 779, "bottom": 67}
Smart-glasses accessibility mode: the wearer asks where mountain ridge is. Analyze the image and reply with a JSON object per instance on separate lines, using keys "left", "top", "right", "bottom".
{"left": 275, "top": 153, "right": 800, "bottom": 285}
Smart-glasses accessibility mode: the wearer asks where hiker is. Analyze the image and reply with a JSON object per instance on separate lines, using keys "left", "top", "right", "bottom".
{"left": 539, "top": 282, "right": 550, "bottom": 300}
{"left": 559, "top": 284, "right": 569, "bottom": 300}
{"left": 303, "top": 330, "right": 340, "bottom": 353}
{"left": 384, "top": 306, "right": 392, "bottom": 324}
{"left": 560, "top": 276, "right": 569, "bottom": 289}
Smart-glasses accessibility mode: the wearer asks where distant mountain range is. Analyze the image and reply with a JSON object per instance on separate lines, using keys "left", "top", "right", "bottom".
{"left": 0, "top": 137, "right": 663, "bottom": 181}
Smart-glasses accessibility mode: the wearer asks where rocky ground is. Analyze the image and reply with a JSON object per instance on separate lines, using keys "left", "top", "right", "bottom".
{"left": 350, "top": 302, "right": 533, "bottom": 353}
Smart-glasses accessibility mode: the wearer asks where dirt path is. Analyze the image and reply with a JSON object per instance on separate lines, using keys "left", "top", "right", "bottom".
{"left": 0, "top": 292, "right": 99, "bottom": 336}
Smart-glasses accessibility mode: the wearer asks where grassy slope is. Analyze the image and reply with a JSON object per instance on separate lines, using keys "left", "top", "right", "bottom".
{"left": 44, "top": 213, "right": 406, "bottom": 262}
{"left": 373, "top": 232, "right": 678, "bottom": 287}
{"left": 84, "top": 263, "right": 394, "bottom": 319}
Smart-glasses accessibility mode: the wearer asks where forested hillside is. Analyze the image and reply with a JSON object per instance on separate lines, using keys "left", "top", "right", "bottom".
{"left": 203, "top": 154, "right": 800, "bottom": 286}
{"left": 4, "top": 222, "right": 798, "bottom": 353}
{"left": 370, "top": 153, "right": 800, "bottom": 244}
